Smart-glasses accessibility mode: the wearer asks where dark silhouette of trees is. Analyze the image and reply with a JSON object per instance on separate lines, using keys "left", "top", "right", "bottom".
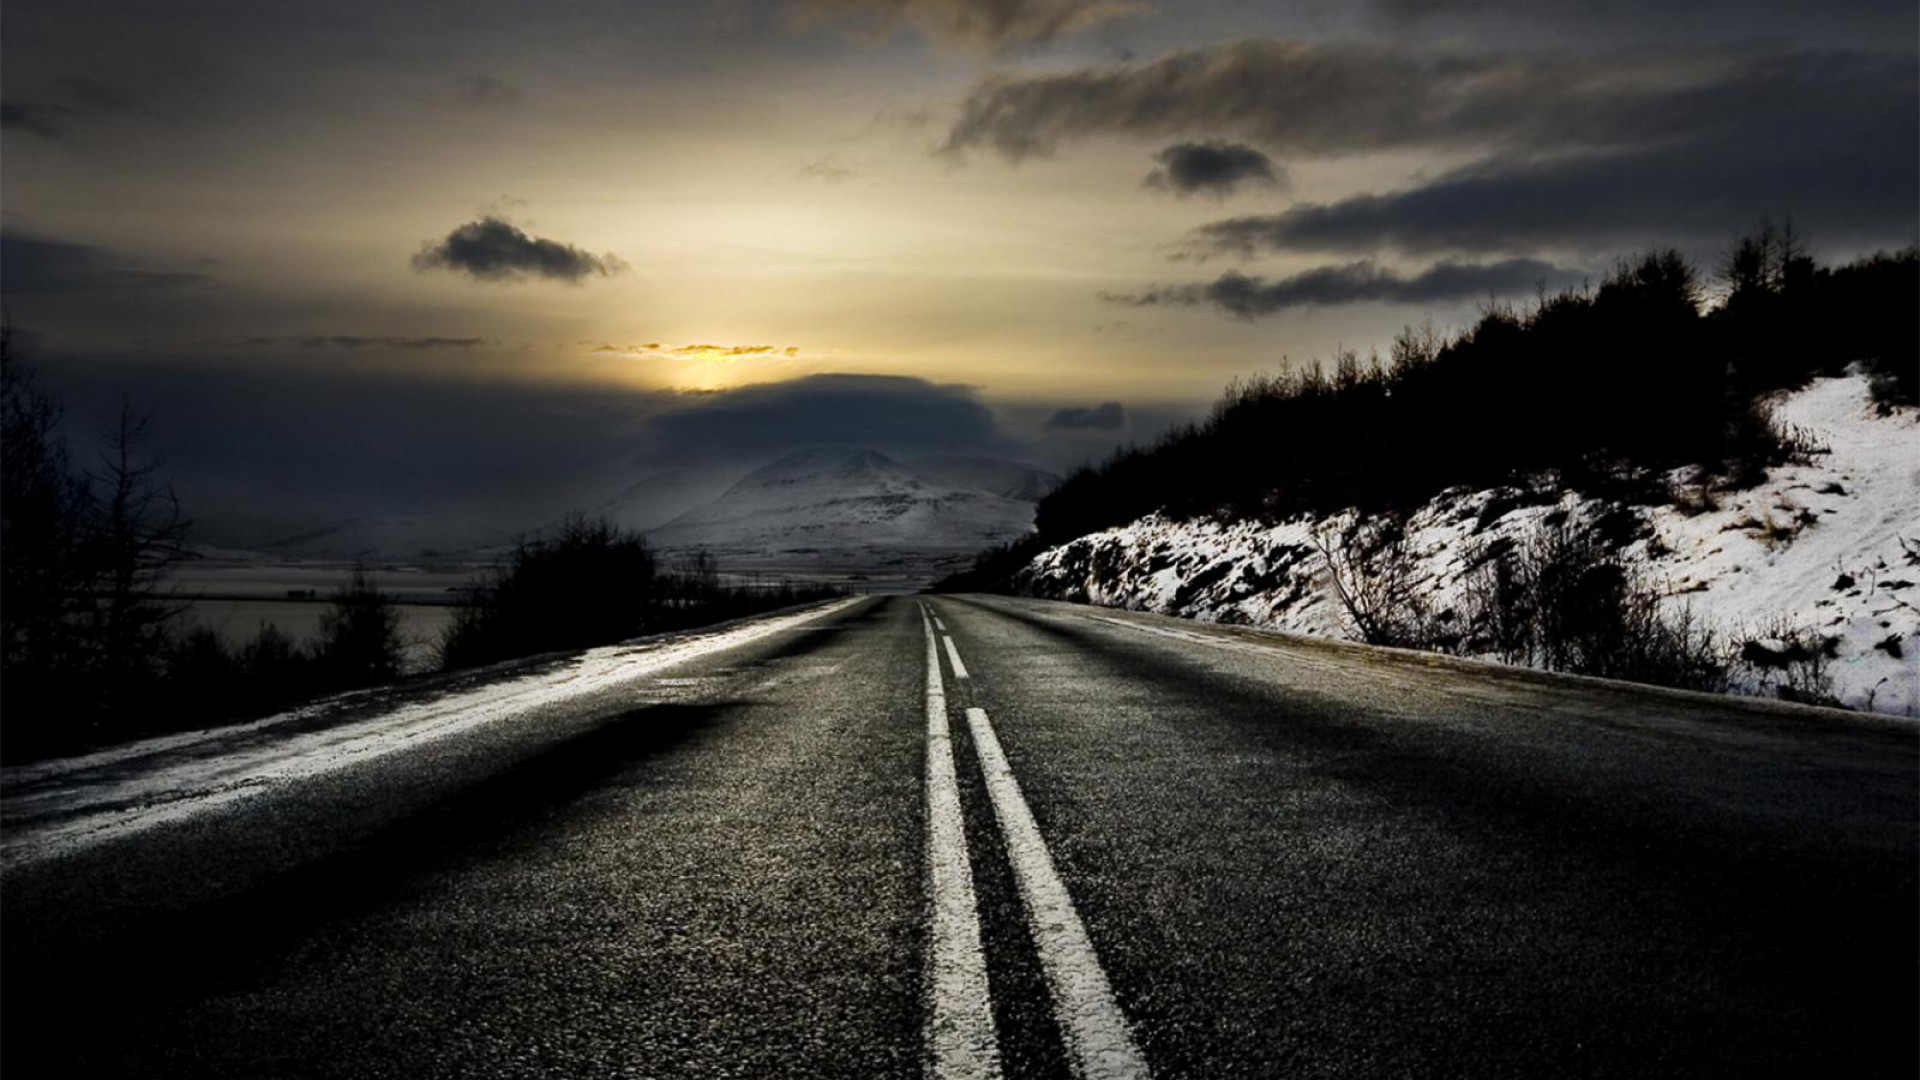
{"left": 439, "top": 514, "right": 658, "bottom": 668}
{"left": 2, "top": 324, "right": 89, "bottom": 739}
{"left": 3, "top": 333, "right": 195, "bottom": 754}
{"left": 439, "top": 516, "right": 840, "bottom": 671}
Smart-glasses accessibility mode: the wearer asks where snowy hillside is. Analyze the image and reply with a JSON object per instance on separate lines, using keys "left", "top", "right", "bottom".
{"left": 594, "top": 466, "right": 747, "bottom": 533}
{"left": 649, "top": 447, "right": 1043, "bottom": 571}
{"left": 1017, "top": 374, "right": 1919, "bottom": 716}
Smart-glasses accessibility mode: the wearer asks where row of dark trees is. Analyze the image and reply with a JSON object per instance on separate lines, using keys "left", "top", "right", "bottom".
{"left": 437, "top": 516, "right": 841, "bottom": 670}
{"left": 938, "top": 230, "right": 1915, "bottom": 595}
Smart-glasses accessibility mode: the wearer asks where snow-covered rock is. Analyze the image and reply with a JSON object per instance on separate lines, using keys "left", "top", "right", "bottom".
{"left": 1018, "top": 374, "right": 1919, "bottom": 717}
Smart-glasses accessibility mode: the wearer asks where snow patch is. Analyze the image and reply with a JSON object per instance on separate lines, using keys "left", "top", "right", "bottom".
{"left": 0, "top": 598, "right": 863, "bottom": 865}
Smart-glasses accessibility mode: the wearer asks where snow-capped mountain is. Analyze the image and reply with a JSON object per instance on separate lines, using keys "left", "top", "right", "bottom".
{"left": 595, "top": 466, "right": 749, "bottom": 533}
{"left": 648, "top": 447, "right": 1048, "bottom": 570}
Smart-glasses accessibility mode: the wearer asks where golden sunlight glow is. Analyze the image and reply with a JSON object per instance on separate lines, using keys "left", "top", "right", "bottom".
{"left": 578, "top": 341, "right": 812, "bottom": 391}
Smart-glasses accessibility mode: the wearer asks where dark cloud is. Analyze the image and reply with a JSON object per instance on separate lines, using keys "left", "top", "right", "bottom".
{"left": 223, "top": 335, "right": 490, "bottom": 350}
{"left": 1108, "top": 258, "right": 1572, "bottom": 318}
{"left": 643, "top": 373, "right": 1014, "bottom": 462}
{"left": 1145, "top": 141, "right": 1283, "bottom": 198}
{"left": 52, "top": 77, "right": 138, "bottom": 113}
{"left": 799, "top": 154, "right": 856, "bottom": 183}
{"left": 1, "top": 231, "right": 209, "bottom": 293}
{"left": 2, "top": 80, "right": 143, "bottom": 139}
{"left": 942, "top": 40, "right": 1914, "bottom": 167}
{"left": 457, "top": 74, "right": 523, "bottom": 107}
{"left": 785, "top": 0, "right": 1143, "bottom": 50}
{"left": 21, "top": 344, "right": 682, "bottom": 546}
{"left": 411, "top": 217, "right": 628, "bottom": 284}
{"left": 1370, "top": 0, "right": 1914, "bottom": 43}
{"left": 1044, "top": 401, "right": 1126, "bottom": 430}
{"left": 1190, "top": 105, "right": 1920, "bottom": 257}
{"left": 1, "top": 102, "right": 71, "bottom": 138}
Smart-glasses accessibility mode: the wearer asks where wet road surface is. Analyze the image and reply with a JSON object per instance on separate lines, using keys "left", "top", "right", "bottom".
{"left": 3, "top": 595, "right": 1914, "bottom": 1078}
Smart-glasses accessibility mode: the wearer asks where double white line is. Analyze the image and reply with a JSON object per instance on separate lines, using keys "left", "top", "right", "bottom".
{"left": 919, "top": 603, "right": 1150, "bottom": 1080}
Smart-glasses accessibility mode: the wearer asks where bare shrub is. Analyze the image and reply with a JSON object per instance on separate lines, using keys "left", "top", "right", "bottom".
{"left": 1459, "top": 512, "right": 1729, "bottom": 692}
{"left": 1735, "top": 618, "right": 1841, "bottom": 706}
{"left": 1458, "top": 537, "right": 1534, "bottom": 665}
{"left": 1312, "top": 513, "right": 1441, "bottom": 648}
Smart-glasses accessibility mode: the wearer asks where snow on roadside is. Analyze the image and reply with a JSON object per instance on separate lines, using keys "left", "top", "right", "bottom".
{"left": 0, "top": 598, "right": 863, "bottom": 866}
{"left": 1018, "top": 374, "right": 1919, "bottom": 717}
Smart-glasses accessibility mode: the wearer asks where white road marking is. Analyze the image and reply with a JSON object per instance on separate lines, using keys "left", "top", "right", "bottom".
{"left": 964, "top": 701, "right": 1152, "bottom": 1080}
{"left": 935, "top": 616, "right": 948, "bottom": 631}
{"left": 943, "top": 635, "right": 971, "bottom": 680}
{"left": 920, "top": 605, "right": 1003, "bottom": 1080}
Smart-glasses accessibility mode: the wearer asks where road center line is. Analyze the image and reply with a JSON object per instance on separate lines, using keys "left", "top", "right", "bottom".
{"left": 962, "top": 700, "right": 1152, "bottom": 1080}
{"left": 935, "top": 616, "right": 948, "bottom": 631}
{"left": 943, "top": 635, "right": 971, "bottom": 680}
{"left": 920, "top": 604, "right": 1002, "bottom": 1080}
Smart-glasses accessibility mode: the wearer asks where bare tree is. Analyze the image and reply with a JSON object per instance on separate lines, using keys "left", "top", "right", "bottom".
{"left": 2, "top": 323, "right": 88, "bottom": 695}
{"left": 315, "top": 565, "right": 404, "bottom": 687}
{"left": 1458, "top": 537, "right": 1536, "bottom": 665}
{"left": 1312, "top": 512, "right": 1433, "bottom": 648}
{"left": 79, "top": 402, "right": 191, "bottom": 709}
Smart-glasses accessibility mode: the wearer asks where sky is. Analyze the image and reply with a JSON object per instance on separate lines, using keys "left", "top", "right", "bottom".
{"left": 3, "top": 0, "right": 1915, "bottom": 546}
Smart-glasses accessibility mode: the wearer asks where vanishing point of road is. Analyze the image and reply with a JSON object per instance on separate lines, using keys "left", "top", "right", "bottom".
{"left": 3, "top": 596, "right": 1914, "bottom": 1078}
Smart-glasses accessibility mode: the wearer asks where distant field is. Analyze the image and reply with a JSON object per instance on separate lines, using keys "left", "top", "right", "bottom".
{"left": 171, "top": 560, "right": 485, "bottom": 604}
{"left": 169, "top": 561, "right": 481, "bottom": 674}
{"left": 168, "top": 559, "right": 901, "bottom": 674}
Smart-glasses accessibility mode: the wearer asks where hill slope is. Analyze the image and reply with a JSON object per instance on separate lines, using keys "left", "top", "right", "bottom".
{"left": 649, "top": 447, "right": 1043, "bottom": 571}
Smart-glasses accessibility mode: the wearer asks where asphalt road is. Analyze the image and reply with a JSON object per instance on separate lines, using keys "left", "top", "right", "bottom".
{"left": 3, "top": 595, "right": 1914, "bottom": 1078}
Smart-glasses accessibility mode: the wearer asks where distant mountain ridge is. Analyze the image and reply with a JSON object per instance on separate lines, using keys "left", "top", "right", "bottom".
{"left": 647, "top": 447, "right": 1057, "bottom": 571}
{"left": 221, "top": 447, "right": 1058, "bottom": 572}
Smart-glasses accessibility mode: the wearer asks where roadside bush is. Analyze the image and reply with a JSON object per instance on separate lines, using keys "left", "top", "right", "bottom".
{"left": 1459, "top": 514, "right": 1729, "bottom": 692}
{"left": 440, "top": 514, "right": 656, "bottom": 669}
{"left": 1312, "top": 513, "right": 1442, "bottom": 649}
{"left": 1733, "top": 618, "right": 1841, "bottom": 706}
{"left": 1458, "top": 537, "right": 1533, "bottom": 665}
